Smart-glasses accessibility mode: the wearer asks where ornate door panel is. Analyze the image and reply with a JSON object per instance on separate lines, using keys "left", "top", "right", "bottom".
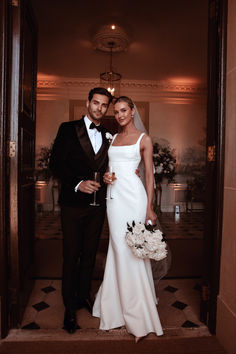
{"left": 0, "top": 0, "right": 11, "bottom": 338}
{"left": 9, "top": 0, "right": 37, "bottom": 326}
{"left": 201, "top": 0, "right": 227, "bottom": 333}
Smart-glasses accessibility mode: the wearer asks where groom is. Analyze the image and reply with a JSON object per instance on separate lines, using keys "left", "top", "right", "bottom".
{"left": 49, "top": 87, "right": 113, "bottom": 333}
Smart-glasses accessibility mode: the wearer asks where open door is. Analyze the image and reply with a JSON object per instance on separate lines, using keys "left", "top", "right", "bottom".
{"left": 201, "top": 0, "right": 227, "bottom": 333}
{"left": 0, "top": 0, "right": 11, "bottom": 339}
{"left": 8, "top": 0, "right": 37, "bottom": 327}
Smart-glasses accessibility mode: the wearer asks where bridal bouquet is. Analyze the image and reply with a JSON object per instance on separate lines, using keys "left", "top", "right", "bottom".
{"left": 125, "top": 221, "right": 167, "bottom": 261}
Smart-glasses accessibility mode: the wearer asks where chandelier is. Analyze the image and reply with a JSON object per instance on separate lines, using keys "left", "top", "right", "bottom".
{"left": 92, "top": 24, "right": 129, "bottom": 97}
{"left": 100, "top": 42, "right": 121, "bottom": 96}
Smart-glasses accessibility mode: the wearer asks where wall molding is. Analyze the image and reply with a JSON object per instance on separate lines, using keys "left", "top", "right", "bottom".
{"left": 37, "top": 75, "right": 207, "bottom": 104}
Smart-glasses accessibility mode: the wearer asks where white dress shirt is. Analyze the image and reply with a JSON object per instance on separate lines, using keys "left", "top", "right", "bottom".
{"left": 84, "top": 115, "right": 102, "bottom": 154}
{"left": 75, "top": 116, "right": 102, "bottom": 192}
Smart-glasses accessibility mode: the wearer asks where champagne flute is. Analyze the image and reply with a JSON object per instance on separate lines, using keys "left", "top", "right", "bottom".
{"left": 90, "top": 171, "right": 100, "bottom": 206}
{"left": 106, "top": 166, "right": 115, "bottom": 200}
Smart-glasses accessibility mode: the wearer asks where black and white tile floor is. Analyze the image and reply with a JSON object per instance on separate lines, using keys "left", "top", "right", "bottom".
{"left": 35, "top": 211, "right": 204, "bottom": 241}
{"left": 21, "top": 278, "right": 208, "bottom": 337}
{"left": 158, "top": 212, "right": 204, "bottom": 239}
{"left": 26, "top": 211, "right": 209, "bottom": 338}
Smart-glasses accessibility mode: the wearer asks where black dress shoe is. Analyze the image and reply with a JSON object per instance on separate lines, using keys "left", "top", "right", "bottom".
{"left": 77, "top": 298, "right": 94, "bottom": 314}
{"left": 63, "top": 309, "right": 81, "bottom": 334}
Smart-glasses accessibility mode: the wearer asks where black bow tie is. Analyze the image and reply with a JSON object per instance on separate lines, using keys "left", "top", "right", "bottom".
{"left": 89, "top": 122, "right": 102, "bottom": 132}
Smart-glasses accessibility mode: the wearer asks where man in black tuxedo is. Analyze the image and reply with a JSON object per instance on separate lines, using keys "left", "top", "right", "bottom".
{"left": 49, "top": 87, "right": 113, "bottom": 333}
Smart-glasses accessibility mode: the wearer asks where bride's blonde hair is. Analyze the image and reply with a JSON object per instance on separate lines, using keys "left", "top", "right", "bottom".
{"left": 114, "top": 96, "right": 134, "bottom": 110}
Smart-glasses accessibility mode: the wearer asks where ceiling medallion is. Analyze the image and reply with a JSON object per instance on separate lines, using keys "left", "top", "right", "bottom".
{"left": 92, "top": 24, "right": 129, "bottom": 53}
{"left": 93, "top": 24, "right": 129, "bottom": 96}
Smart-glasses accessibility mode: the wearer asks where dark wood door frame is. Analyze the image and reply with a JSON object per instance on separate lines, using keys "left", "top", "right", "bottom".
{"left": 0, "top": 0, "right": 11, "bottom": 339}
{"left": 0, "top": 0, "right": 37, "bottom": 339}
{"left": 8, "top": 0, "right": 37, "bottom": 328}
{"left": 201, "top": 0, "right": 227, "bottom": 333}
{"left": 8, "top": 0, "right": 22, "bottom": 328}
{"left": 0, "top": 0, "right": 38, "bottom": 333}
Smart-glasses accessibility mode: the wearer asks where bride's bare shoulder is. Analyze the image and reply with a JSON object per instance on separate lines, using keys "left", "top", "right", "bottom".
{"left": 140, "top": 133, "right": 152, "bottom": 144}
{"left": 140, "top": 134, "right": 153, "bottom": 152}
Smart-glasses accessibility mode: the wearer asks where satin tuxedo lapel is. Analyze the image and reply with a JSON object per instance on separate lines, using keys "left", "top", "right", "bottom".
{"left": 74, "top": 118, "right": 109, "bottom": 171}
{"left": 75, "top": 118, "right": 97, "bottom": 170}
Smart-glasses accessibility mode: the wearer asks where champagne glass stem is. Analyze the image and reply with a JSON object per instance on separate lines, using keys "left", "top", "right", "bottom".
{"left": 109, "top": 167, "right": 113, "bottom": 199}
{"left": 109, "top": 184, "right": 113, "bottom": 199}
{"left": 93, "top": 191, "right": 97, "bottom": 204}
{"left": 90, "top": 171, "right": 100, "bottom": 206}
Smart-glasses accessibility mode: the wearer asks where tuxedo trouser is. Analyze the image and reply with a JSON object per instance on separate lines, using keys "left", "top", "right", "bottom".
{"left": 60, "top": 204, "right": 106, "bottom": 311}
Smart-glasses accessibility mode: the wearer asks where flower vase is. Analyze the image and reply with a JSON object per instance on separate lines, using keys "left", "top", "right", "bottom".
{"left": 154, "top": 182, "right": 162, "bottom": 215}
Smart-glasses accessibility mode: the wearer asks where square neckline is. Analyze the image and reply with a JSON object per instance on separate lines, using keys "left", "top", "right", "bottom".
{"left": 111, "top": 133, "right": 145, "bottom": 147}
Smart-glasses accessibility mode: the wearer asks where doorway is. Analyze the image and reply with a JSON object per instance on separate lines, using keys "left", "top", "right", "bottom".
{"left": 32, "top": 0, "right": 209, "bottom": 334}
{"left": 1, "top": 0, "right": 227, "bottom": 339}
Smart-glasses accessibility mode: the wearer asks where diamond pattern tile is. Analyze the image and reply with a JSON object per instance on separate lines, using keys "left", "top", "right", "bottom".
{"left": 21, "top": 278, "right": 206, "bottom": 333}
{"left": 32, "top": 301, "right": 50, "bottom": 312}
{"left": 41, "top": 286, "right": 56, "bottom": 294}
{"left": 164, "top": 285, "right": 178, "bottom": 293}
{"left": 172, "top": 300, "right": 188, "bottom": 310}
{"left": 182, "top": 320, "right": 199, "bottom": 328}
{"left": 22, "top": 322, "right": 40, "bottom": 329}
{"left": 29, "top": 212, "right": 207, "bottom": 334}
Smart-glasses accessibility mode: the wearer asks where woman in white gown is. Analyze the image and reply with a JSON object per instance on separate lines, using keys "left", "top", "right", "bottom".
{"left": 92, "top": 96, "right": 163, "bottom": 342}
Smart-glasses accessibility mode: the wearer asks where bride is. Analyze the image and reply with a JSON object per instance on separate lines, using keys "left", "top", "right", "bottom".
{"left": 92, "top": 96, "right": 163, "bottom": 342}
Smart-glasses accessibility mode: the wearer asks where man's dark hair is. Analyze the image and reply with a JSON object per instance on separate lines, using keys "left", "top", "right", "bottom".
{"left": 88, "top": 87, "right": 113, "bottom": 104}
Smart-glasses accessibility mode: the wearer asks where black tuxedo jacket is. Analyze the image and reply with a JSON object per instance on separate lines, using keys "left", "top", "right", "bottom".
{"left": 49, "top": 117, "right": 110, "bottom": 207}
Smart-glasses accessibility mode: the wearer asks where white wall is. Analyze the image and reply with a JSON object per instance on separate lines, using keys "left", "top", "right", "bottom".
{"left": 36, "top": 99, "right": 69, "bottom": 153}
{"left": 149, "top": 102, "right": 206, "bottom": 163}
{"left": 35, "top": 83, "right": 207, "bottom": 211}
{"left": 36, "top": 92, "right": 206, "bottom": 159}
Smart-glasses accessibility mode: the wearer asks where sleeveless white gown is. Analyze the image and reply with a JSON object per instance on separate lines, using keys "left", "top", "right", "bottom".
{"left": 93, "top": 133, "right": 163, "bottom": 337}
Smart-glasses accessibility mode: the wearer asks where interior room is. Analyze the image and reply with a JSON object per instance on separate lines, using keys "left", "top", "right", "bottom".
{"left": 3, "top": 0, "right": 236, "bottom": 353}
{"left": 23, "top": 0, "right": 209, "bottom": 336}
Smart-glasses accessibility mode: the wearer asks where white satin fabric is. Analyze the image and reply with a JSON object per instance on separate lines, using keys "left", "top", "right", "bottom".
{"left": 93, "top": 133, "right": 163, "bottom": 337}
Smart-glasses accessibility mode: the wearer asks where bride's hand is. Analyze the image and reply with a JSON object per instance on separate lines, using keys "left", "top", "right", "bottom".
{"left": 103, "top": 172, "right": 116, "bottom": 185}
{"left": 135, "top": 169, "right": 141, "bottom": 178}
{"left": 145, "top": 207, "right": 157, "bottom": 226}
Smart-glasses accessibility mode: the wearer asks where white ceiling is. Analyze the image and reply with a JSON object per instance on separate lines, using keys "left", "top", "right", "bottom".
{"left": 31, "top": 0, "right": 208, "bottom": 84}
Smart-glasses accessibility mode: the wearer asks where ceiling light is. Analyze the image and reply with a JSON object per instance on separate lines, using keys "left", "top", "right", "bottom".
{"left": 100, "top": 41, "right": 121, "bottom": 97}
{"left": 93, "top": 24, "right": 129, "bottom": 97}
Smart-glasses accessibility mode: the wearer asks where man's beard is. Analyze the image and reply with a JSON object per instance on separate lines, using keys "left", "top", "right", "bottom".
{"left": 88, "top": 108, "right": 102, "bottom": 122}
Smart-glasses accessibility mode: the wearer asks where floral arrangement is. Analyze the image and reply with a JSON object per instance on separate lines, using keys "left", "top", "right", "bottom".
{"left": 153, "top": 143, "right": 176, "bottom": 184}
{"left": 36, "top": 145, "right": 52, "bottom": 181}
{"left": 125, "top": 221, "right": 167, "bottom": 261}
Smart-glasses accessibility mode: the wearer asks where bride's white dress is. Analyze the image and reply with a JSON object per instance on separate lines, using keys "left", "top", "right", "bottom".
{"left": 92, "top": 133, "right": 163, "bottom": 337}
